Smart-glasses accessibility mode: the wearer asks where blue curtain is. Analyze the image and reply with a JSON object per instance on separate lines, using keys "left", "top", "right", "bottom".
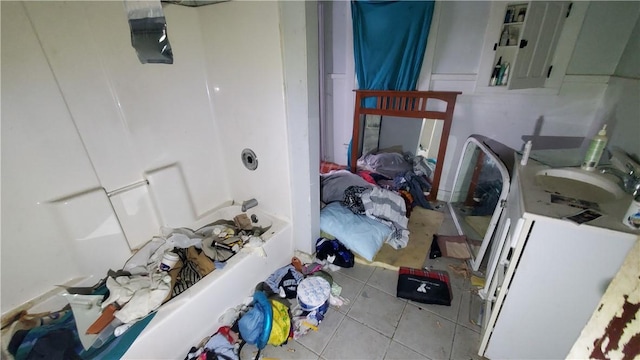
{"left": 351, "top": 0, "right": 434, "bottom": 92}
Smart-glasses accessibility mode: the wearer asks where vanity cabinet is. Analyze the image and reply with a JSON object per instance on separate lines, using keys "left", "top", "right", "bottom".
{"left": 479, "top": 155, "right": 637, "bottom": 359}
{"left": 477, "top": 1, "right": 571, "bottom": 90}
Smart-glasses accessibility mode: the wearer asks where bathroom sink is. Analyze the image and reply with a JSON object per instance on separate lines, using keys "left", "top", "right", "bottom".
{"left": 535, "top": 167, "right": 625, "bottom": 203}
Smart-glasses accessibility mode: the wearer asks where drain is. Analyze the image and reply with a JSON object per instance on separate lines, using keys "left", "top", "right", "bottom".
{"left": 241, "top": 148, "right": 258, "bottom": 171}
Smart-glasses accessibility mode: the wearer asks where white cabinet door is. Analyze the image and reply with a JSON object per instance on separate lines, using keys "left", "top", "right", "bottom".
{"left": 476, "top": 1, "right": 570, "bottom": 91}
{"left": 509, "top": 1, "right": 570, "bottom": 89}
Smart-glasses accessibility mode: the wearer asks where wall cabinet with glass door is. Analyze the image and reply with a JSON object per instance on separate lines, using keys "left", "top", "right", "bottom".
{"left": 477, "top": 1, "right": 571, "bottom": 91}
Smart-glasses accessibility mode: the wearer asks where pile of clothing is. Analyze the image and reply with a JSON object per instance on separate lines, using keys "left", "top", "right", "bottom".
{"left": 183, "top": 238, "right": 354, "bottom": 360}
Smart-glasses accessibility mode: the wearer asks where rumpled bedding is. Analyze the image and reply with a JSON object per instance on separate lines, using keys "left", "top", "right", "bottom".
{"left": 319, "top": 152, "right": 438, "bottom": 259}
{"left": 356, "top": 152, "right": 412, "bottom": 179}
{"left": 341, "top": 186, "right": 409, "bottom": 249}
{"left": 360, "top": 187, "right": 409, "bottom": 249}
{"left": 320, "top": 170, "right": 373, "bottom": 204}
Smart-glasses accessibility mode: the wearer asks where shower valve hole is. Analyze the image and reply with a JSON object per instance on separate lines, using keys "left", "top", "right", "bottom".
{"left": 241, "top": 148, "right": 258, "bottom": 171}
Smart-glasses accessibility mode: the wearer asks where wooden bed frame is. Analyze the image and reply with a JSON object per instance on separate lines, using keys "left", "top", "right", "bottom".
{"left": 350, "top": 90, "right": 462, "bottom": 201}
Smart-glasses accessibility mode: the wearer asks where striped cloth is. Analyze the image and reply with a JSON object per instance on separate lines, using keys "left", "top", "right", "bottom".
{"left": 360, "top": 187, "right": 410, "bottom": 249}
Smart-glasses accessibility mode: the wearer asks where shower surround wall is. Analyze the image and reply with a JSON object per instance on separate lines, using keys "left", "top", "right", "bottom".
{"left": 1, "top": 1, "right": 314, "bottom": 316}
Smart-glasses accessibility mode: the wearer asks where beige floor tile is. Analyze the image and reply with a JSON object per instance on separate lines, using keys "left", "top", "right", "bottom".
{"left": 450, "top": 325, "right": 487, "bottom": 360}
{"left": 321, "top": 316, "right": 391, "bottom": 360}
{"left": 296, "top": 308, "right": 345, "bottom": 355}
{"left": 330, "top": 271, "right": 366, "bottom": 314}
{"left": 368, "top": 266, "right": 401, "bottom": 296}
{"left": 394, "top": 302, "right": 456, "bottom": 360}
{"left": 261, "top": 340, "right": 321, "bottom": 360}
{"left": 347, "top": 285, "right": 406, "bottom": 337}
{"left": 384, "top": 340, "right": 430, "bottom": 360}
{"left": 456, "top": 289, "right": 483, "bottom": 333}
{"left": 337, "top": 262, "right": 375, "bottom": 283}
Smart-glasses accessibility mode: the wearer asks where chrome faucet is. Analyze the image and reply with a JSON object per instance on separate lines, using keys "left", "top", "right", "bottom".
{"left": 599, "top": 163, "right": 640, "bottom": 194}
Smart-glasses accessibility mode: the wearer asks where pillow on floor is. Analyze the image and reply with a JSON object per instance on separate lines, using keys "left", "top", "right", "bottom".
{"left": 320, "top": 202, "right": 391, "bottom": 261}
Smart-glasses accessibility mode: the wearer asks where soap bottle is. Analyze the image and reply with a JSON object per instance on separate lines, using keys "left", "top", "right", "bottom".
{"left": 581, "top": 124, "right": 608, "bottom": 171}
{"left": 490, "top": 57, "right": 502, "bottom": 86}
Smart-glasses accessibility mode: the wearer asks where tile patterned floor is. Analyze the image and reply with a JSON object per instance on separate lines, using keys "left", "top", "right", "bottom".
{"left": 253, "top": 204, "right": 487, "bottom": 360}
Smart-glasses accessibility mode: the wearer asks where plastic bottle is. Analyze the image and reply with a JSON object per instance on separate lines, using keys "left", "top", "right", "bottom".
{"left": 581, "top": 124, "right": 608, "bottom": 171}
{"left": 500, "top": 62, "right": 510, "bottom": 85}
{"left": 623, "top": 191, "right": 640, "bottom": 230}
{"left": 500, "top": 27, "right": 509, "bottom": 46}
{"left": 490, "top": 57, "right": 502, "bottom": 86}
{"left": 521, "top": 140, "right": 532, "bottom": 166}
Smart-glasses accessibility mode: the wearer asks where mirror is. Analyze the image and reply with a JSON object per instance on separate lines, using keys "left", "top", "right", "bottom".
{"left": 448, "top": 135, "right": 513, "bottom": 271}
{"left": 360, "top": 114, "right": 444, "bottom": 162}
{"left": 350, "top": 90, "right": 462, "bottom": 201}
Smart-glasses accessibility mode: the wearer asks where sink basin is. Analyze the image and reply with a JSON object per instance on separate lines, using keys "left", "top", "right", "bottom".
{"left": 535, "top": 167, "right": 625, "bottom": 203}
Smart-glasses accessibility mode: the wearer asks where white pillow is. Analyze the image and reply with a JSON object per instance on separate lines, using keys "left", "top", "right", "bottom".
{"left": 320, "top": 202, "right": 392, "bottom": 261}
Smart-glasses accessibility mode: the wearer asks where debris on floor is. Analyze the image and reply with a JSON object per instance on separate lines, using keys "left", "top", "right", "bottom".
{"left": 183, "top": 249, "right": 352, "bottom": 360}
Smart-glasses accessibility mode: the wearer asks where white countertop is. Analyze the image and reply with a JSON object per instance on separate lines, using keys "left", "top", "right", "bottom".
{"left": 514, "top": 153, "right": 639, "bottom": 235}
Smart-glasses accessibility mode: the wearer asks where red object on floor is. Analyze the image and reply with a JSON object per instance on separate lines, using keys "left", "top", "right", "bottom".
{"left": 320, "top": 161, "right": 346, "bottom": 174}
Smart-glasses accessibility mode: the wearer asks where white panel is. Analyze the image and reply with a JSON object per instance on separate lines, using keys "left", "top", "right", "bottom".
{"left": 24, "top": 1, "right": 231, "bottom": 218}
{"left": 331, "top": 76, "right": 352, "bottom": 165}
{"left": 146, "top": 165, "right": 196, "bottom": 228}
{"left": 1, "top": 1, "right": 111, "bottom": 313}
{"left": 24, "top": 1, "right": 142, "bottom": 191}
{"left": 509, "top": 2, "right": 569, "bottom": 90}
{"left": 432, "top": 1, "right": 490, "bottom": 75}
{"left": 47, "top": 189, "right": 133, "bottom": 279}
{"left": 278, "top": 1, "right": 320, "bottom": 254}
{"left": 567, "top": 1, "right": 640, "bottom": 75}
{"left": 330, "top": 0, "right": 349, "bottom": 74}
{"left": 109, "top": 185, "right": 160, "bottom": 250}
{"left": 199, "top": 1, "right": 292, "bottom": 220}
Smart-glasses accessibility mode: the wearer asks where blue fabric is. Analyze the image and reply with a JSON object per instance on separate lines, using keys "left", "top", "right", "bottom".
{"left": 14, "top": 312, "right": 82, "bottom": 360}
{"left": 238, "top": 291, "right": 272, "bottom": 350}
{"left": 351, "top": 0, "right": 434, "bottom": 94}
{"left": 320, "top": 202, "right": 392, "bottom": 261}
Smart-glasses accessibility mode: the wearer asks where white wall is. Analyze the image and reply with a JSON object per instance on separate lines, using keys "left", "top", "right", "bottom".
{"left": 566, "top": 1, "right": 640, "bottom": 76}
{"left": 1, "top": 0, "right": 308, "bottom": 315}
{"left": 431, "top": 1, "right": 490, "bottom": 75}
{"left": 321, "top": 0, "right": 356, "bottom": 165}
{"left": 197, "top": 2, "right": 293, "bottom": 220}
{"left": 278, "top": 1, "right": 321, "bottom": 254}
{"left": 614, "top": 13, "right": 640, "bottom": 79}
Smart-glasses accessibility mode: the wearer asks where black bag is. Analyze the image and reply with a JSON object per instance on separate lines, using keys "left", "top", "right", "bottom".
{"left": 316, "top": 238, "right": 354, "bottom": 268}
{"left": 396, "top": 267, "right": 452, "bottom": 306}
{"left": 428, "top": 235, "right": 442, "bottom": 259}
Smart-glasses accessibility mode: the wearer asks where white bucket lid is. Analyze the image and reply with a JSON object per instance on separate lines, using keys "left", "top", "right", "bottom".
{"left": 297, "top": 276, "right": 331, "bottom": 311}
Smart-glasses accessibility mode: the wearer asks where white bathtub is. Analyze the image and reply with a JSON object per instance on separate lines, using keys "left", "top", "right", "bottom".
{"left": 119, "top": 205, "right": 291, "bottom": 359}
{"left": 122, "top": 205, "right": 292, "bottom": 359}
{"left": 1, "top": 204, "right": 291, "bottom": 359}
